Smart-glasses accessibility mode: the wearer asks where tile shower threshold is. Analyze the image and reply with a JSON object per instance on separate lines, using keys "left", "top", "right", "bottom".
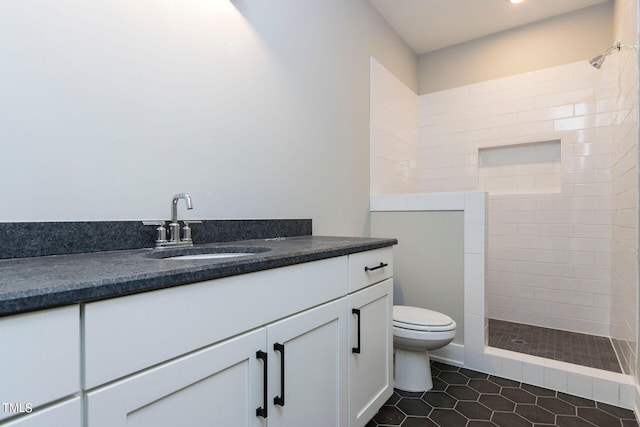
{"left": 484, "top": 346, "right": 635, "bottom": 410}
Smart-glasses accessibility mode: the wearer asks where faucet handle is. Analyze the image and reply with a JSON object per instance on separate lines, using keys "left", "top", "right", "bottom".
{"left": 142, "top": 221, "right": 168, "bottom": 244}
{"left": 181, "top": 220, "right": 202, "bottom": 244}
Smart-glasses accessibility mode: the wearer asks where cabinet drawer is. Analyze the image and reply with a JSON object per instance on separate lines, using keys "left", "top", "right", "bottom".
{"left": 348, "top": 247, "right": 393, "bottom": 292}
{"left": 84, "top": 256, "right": 348, "bottom": 388}
{"left": 0, "top": 306, "right": 80, "bottom": 421}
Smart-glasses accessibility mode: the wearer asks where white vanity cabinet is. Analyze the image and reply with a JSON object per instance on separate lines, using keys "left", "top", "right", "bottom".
{"left": 86, "top": 298, "right": 348, "bottom": 427}
{"left": 1, "top": 244, "right": 394, "bottom": 427}
{"left": 84, "top": 256, "right": 350, "bottom": 427}
{"left": 347, "top": 249, "right": 394, "bottom": 427}
{"left": 0, "top": 305, "right": 80, "bottom": 424}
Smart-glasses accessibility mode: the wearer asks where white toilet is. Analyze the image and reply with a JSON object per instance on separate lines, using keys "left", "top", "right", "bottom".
{"left": 393, "top": 305, "right": 457, "bottom": 392}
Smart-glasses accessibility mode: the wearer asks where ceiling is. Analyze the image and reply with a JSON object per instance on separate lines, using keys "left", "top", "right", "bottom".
{"left": 368, "top": 0, "right": 610, "bottom": 54}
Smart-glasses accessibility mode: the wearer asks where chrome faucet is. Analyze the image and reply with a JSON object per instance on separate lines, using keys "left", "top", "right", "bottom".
{"left": 143, "top": 193, "right": 200, "bottom": 249}
{"left": 169, "top": 193, "right": 193, "bottom": 244}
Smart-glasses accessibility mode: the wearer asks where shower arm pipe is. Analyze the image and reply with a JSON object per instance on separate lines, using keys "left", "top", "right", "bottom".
{"left": 606, "top": 42, "right": 621, "bottom": 53}
{"left": 617, "top": 42, "right": 637, "bottom": 50}
{"left": 604, "top": 42, "right": 637, "bottom": 53}
{"left": 589, "top": 42, "right": 638, "bottom": 68}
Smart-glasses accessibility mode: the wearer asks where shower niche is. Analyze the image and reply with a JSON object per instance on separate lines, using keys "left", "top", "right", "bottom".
{"left": 478, "top": 140, "right": 561, "bottom": 195}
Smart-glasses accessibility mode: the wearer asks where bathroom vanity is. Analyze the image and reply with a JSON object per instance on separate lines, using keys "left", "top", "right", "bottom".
{"left": 0, "top": 236, "right": 395, "bottom": 427}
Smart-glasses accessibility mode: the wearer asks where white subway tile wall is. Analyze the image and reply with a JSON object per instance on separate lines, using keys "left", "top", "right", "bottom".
{"left": 466, "top": 64, "right": 614, "bottom": 332}
{"left": 478, "top": 141, "right": 562, "bottom": 194}
{"left": 370, "top": 58, "right": 419, "bottom": 195}
{"left": 610, "top": 0, "right": 639, "bottom": 380}
{"left": 371, "top": 55, "right": 637, "bottom": 340}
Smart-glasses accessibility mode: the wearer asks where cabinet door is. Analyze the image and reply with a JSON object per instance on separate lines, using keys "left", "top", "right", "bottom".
{"left": 267, "top": 298, "right": 348, "bottom": 427}
{"left": 349, "top": 279, "right": 393, "bottom": 427}
{"left": 87, "top": 329, "right": 267, "bottom": 427}
{"left": 0, "top": 306, "right": 79, "bottom": 421}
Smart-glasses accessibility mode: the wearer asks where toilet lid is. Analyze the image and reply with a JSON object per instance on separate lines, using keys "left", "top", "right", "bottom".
{"left": 393, "top": 305, "right": 454, "bottom": 328}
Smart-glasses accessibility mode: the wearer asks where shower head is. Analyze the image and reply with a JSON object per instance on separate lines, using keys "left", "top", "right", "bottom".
{"left": 588, "top": 42, "right": 622, "bottom": 69}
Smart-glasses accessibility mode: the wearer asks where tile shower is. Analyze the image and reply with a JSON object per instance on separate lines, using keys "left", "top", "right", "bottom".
{"left": 370, "top": 19, "right": 638, "bottom": 390}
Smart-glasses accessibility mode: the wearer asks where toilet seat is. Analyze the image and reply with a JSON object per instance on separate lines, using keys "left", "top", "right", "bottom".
{"left": 393, "top": 305, "right": 456, "bottom": 332}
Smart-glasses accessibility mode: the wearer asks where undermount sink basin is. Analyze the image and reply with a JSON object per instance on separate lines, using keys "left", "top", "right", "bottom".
{"left": 166, "top": 252, "right": 255, "bottom": 260}
{"left": 150, "top": 246, "right": 272, "bottom": 261}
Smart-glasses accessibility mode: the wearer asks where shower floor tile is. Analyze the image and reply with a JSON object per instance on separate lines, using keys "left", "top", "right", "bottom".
{"left": 488, "top": 319, "right": 622, "bottom": 373}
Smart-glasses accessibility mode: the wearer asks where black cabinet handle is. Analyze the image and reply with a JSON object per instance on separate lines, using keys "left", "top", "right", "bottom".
{"left": 352, "top": 308, "right": 361, "bottom": 354}
{"left": 274, "top": 343, "right": 285, "bottom": 406}
{"left": 364, "top": 262, "right": 388, "bottom": 272}
{"left": 256, "top": 350, "right": 268, "bottom": 418}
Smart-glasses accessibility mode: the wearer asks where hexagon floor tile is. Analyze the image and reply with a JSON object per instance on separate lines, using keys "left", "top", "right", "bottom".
{"left": 366, "top": 361, "right": 638, "bottom": 427}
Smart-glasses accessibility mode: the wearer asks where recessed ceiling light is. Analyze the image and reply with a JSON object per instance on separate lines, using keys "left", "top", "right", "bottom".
{"left": 509, "top": 0, "right": 525, "bottom": 3}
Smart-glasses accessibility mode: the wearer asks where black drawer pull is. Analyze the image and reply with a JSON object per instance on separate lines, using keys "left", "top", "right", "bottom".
{"left": 274, "top": 343, "right": 285, "bottom": 406}
{"left": 364, "top": 262, "right": 388, "bottom": 272}
{"left": 256, "top": 350, "right": 268, "bottom": 418}
{"left": 352, "top": 308, "right": 361, "bottom": 354}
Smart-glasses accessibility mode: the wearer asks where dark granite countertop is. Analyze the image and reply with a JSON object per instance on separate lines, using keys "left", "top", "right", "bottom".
{"left": 0, "top": 236, "right": 396, "bottom": 317}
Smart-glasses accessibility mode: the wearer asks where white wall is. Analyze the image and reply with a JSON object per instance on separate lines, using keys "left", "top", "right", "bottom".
{"left": 0, "top": 0, "right": 417, "bottom": 236}
{"left": 371, "top": 211, "right": 465, "bottom": 346}
{"left": 417, "top": 1, "right": 614, "bottom": 94}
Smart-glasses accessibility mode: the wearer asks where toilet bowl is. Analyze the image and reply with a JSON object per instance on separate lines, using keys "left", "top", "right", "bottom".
{"left": 393, "top": 305, "right": 457, "bottom": 392}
